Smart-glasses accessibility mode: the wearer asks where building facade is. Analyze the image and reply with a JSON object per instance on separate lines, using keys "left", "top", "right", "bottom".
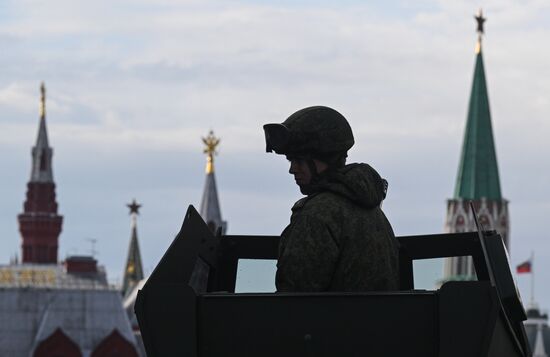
{"left": 524, "top": 306, "right": 550, "bottom": 357}
{"left": 0, "top": 261, "right": 138, "bottom": 356}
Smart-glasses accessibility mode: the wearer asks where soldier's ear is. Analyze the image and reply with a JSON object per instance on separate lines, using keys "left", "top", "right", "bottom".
{"left": 312, "top": 159, "right": 329, "bottom": 174}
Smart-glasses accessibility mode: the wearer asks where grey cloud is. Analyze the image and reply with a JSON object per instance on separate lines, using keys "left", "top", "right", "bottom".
{"left": 2, "top": 0, "right": 550, "bottom": 305}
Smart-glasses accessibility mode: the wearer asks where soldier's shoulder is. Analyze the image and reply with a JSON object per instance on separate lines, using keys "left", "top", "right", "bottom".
{"left": 291, "top": 196, "right": 310, "bottom": 212}
{"left": 292, "top": 191, "right": 348, "bottom": 214}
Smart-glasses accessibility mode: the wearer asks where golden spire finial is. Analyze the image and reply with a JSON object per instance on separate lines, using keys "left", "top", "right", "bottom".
{"left": 474, "top": 8, "right": 486, "bottom": 54}
{"left": 39, "top": 82, "right": 46, "bottom": 119}
{"left": 202, "top": 130, "right": 220, "bottom": 174}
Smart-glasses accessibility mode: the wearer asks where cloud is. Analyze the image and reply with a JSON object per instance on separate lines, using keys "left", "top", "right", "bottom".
{"left": 0, "top": 83, "right": 39, "bottom": 116}
{"left": 1, "top": 0, "right": 550, "bottom": 304}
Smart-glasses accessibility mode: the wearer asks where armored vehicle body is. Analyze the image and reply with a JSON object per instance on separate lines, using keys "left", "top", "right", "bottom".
{"left": 136, "top": 206, "right": 530, "bottom": 357}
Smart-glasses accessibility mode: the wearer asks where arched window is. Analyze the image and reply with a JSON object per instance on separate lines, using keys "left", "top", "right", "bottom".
{"left": 478, "top": 214, "right": 492, "bottom": 229}
{"left": 34, "top": 328, "right": 82, "bottom": 357}
{"left": 454, "top": 214, "right": 466, "bottom": 232}
{"left": 91, "top": 329, "right": 138, "bottom": 357}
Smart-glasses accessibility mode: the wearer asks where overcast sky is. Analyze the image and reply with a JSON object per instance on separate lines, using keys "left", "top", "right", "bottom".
{"left": 1, "top": 0, "right": 549, "bottom": 305}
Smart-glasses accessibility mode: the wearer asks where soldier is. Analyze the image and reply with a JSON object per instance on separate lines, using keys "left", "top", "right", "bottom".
{"left": 264, "top": 106, "right": 400, "bottom": 292}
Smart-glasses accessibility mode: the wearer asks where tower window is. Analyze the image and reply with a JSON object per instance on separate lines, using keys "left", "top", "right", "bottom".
{"left": 40, "top": 149, "right": 48, "bottom": 171}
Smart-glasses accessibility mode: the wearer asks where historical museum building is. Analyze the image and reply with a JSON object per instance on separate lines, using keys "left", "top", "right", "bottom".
{"left": 0, "top": 84, "right": 141, "bottom": 357}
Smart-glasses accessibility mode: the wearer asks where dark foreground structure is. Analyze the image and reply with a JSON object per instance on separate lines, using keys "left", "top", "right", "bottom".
{"left": 135, "top": 206, "right": 530, "bottom": 357}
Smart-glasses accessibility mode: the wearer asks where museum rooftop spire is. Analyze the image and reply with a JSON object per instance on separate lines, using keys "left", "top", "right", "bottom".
{"left": 199, "top": 131, "right": 226, "bottom": 234}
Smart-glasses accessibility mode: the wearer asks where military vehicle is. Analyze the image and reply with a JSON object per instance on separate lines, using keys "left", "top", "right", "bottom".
{"left": 135, "top": 205, "right": 530, "bottom": 357}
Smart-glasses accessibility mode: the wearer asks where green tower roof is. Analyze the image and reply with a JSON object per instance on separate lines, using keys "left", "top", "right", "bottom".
{"left": 454, "top": 40, "right": 502, "bottom": 200}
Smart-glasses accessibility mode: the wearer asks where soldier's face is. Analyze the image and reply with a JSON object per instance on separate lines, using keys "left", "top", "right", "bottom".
{"left": 287, "top": 157, "right": 328, "bottom": 189}
{"left": 288, "top": 157, "right": 312, "bottom": 187}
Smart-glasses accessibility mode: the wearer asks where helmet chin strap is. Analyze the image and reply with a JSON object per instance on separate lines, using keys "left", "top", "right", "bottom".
{"left": 298, "top": 159, "right": 321, "bottom": 195}
{"left": 306, "top": 158, "right": 319, "bottom": 180}
{"left": 299, "top": 155, "right": 346, "bottom": 195}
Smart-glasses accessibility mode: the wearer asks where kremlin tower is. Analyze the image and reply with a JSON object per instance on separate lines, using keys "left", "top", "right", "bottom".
{"left": 444, "top": 10, "right": 510, "bottom": 280}
{"left": 199, "top": 130, "right": 227, "bottom": 234}
{"left": 18, "top": 83, "right": 63, "bottom": 264}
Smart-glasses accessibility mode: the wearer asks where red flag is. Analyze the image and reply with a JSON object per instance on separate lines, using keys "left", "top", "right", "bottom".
{"left": 516, "top": 260, "right": 532, "bottom": 274}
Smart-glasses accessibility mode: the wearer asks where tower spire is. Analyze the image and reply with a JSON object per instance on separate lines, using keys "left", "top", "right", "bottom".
{"left": 454, "top": 10, "right": 501, "bottom": 200}
{"left": 199, "top": 131, "right": 227, "bottom": 234}
{"left": 443, "top": 10, "right": 509, "bottom": 282}
{"left": 31, "top": 82, "right": 53, "bottom": 183}
{"left": 39, "top": 82, "right": 46, "bottom": 119}
{"left": 122, "top": 199, "right": 144, "bottom": 297}
{"left": 18, "top": 83, "right": 63, "bottom": 264}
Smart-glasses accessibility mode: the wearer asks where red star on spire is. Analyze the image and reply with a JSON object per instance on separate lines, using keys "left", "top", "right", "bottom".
{"left": 475, "top": 9, "right": 486, "bottom": 35}
{"left": 127, "top": 199, "right": 141, "bottom": 215}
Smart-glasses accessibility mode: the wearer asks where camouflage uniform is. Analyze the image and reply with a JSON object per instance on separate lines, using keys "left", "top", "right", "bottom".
{"left": 275, "top": 163, "right": 400, "bottom": 292}
{"left": 264, "top": 106, "right": 400, "bottom": 292}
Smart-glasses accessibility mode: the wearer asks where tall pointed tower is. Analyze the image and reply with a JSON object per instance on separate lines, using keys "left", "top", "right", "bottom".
{"left": 199, "top": 130, "right": 227, "bottom": 234}
{"left": 122, "top": 199, "right": 144, "bottom": 296}
{"left": 18, "top": 83, "right": 63, "bottom": 264}
{"left": 444, "top": 10, "right": 509, "bottom": 280}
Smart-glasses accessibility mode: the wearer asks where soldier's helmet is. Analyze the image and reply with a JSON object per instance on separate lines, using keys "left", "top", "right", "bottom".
{"left": 263, "top": 106, "right": 354, "bottom": 157}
